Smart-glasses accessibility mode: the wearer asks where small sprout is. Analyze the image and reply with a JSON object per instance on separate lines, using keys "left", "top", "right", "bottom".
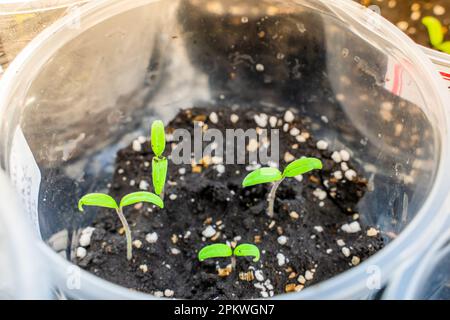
{"left": 198, "top": 243, "right": 232, "bottom": 261}
{"left": 198, "top": 243, "right": 260, "bottom": 274}
{"left": 243, "top": 157, "right": 323, "bottom": 217}
{"left": 78, "top": 191, "right": 163, "bottom": 261}
{"left": 422, "top": 16, "right": 450, "bottom": 54}
{"left": 234, "top": 244, "right": 260, "bottom": 262}
{"left": 150, "top": 120, "right": 168, "bottom": 198}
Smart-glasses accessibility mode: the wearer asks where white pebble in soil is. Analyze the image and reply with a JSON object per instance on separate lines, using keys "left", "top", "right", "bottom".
{"left": 254, "top": 113, "right": 268, "bottom": 127}
{"left": 331, "top": 151, "right": 342, "bottom": 163}
{"left": 284, "top": 110, "right": 295, "bottom": 123}
{"left": 341, "top": 221, "right": 361, "bottom": 233}
{"left": 202, "top": 226, "right": 216, "bottom": 238}
{"left": 276, "top": 253, "right": 286, "bottom": 266}
{"left": 132, "top": 140, "right": 142, "bottom": 152}
{"left": 284, "top": 152, "right": 295, "bottom": 163}
{"left": 230, "top": 114, "right": 239, "bottom": 123}
{"left": 169, "top": 194, "right": 177, "bottom": 201}
{"left": 209, "top": 112, "right": 219, "bottom": 124}
{"left": 314, "top": 226, "right": 324, "bottom": 233}
{"left": 178, "top": 167, "right": 186, "bottom": 175}
{"left": 164, "top": 289, "right": 174, "bottom": 297}
{"left": 171, "top": 248, "right": 181, "bottom": 255}
{"left": 76, "top": 247, "right": 87, "bottom": 259}
{"left": 277, "top": 236, "right": 288, "bottom": 245}
{"left": 305, "top": 270, "right": 314, "bottom": 281}
{"left": 215, "top": 164, "right": 225, "bottom": 174}
{"left": 342, "top": 247, "right": 351, "bottom": 257}
{"left": 269, "top": 116, "right": 277, "bottom": 128}
{"left": 340, "top": 150, "right": 350, "bottom": 162}
{"left": 255, "top": 270, "right": 265, "bottom": 282}
{"left": 344, "top": 169, "right": 357, "bottom": 181}
{"left": 367, "top": 228, "right": 379, "bottom": 237}
{"left": 79, "top": 227, "right": 95, "bottom": 247}
{"left": 154, "top": 291, "right": 164, "bottom": 298}
{"left": 316, "top": 140, "right": 328, "bottom": 150}
{"left": 139, "top": 265, "right": 148, "bottom": 273}
{"left": 297, "top": 275, "right": 306, "bottom": 284}
{"left": 313, "top": 188, "right": 327, "bottom": 201}
{"left": 255, "top": 64, "right": 265, "bottom": 72}
{"left": 145, "top": 232, "right": 158, "bottom": 244}
{"left": 133, "top": 240, "right": 143, "bottom": 249}
{"left": 333, "top": 171, "right": 343, "bottom": 180}
{"left": 341, "top": 162, "right": 349, "bottom": 172}
{"left": 289, "top": 128, "right": 300, "bottom": 136}
{"left": 139, "top": 180, "right": 149, "bottom": 190}
{"left": 336, "top": 239, "right": 345, "bottom": 247}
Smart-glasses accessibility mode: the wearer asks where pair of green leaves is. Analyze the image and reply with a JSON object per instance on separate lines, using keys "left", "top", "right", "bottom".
{"left": 422, "top": 16, "right": 450, "bottom": 54}
{"left": 198, "top": 243, "right": 260, "bottom": 262}
{"left": 242, "top": 157, "right": 322, "bottom": 187}
{"left": 78, "top": 191, "right": 164, "bottom": 212}
{"left": 151, "top": 120, "right": 167, "bottom": 195}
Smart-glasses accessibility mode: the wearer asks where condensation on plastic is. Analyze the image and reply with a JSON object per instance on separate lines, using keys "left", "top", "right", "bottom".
{"left": 0, "top": 0, "right": 449, "bottom": 300}
{"left": 0, "top": 170, "right": 50, "bottom": 299}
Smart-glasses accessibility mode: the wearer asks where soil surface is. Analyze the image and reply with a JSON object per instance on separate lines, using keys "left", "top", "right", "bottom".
{"left": 76, "top": 106, "right": 384, "bottom": 299}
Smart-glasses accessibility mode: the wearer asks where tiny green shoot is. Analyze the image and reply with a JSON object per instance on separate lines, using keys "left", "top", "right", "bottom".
{"left": 422, "top": 16, "right": 450, "bottom": 54}
{"left": 242, "top": 157, "right": 323, "bottom": 217}
{"left": 78, "top": 191, "right": 163, "bottom": 261}
{"left": 198, "top": 243, "right": 260, "bottom": 272}
{"left": 150, "top": 120, "right": 168, "bottom": 198}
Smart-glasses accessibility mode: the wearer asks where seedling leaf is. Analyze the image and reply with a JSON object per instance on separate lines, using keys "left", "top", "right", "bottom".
{"left": 151, "top": 120, "right": 166, "bottom": 157}
{"left": 242, "top": 167, "right": 282, "bottom": 187}
{"left": 422, "top": 16, "right": 444, "bottom": 47}
{"left": 234, "top": 244, "right": 260, "bottom": 262}
{"left": 283, "top": 157, "right": 322, "bottom": 178}
{"left": 119, "top": 191, "right": 164, "bottom": 209}
{"left": 152, "top": 157, "right": 168, "bottom": 195}
{"left": 198, "top": 244, "right": 232, "bottom": 262}
{"left": 78, "top": 193, "right": 118, "bottom": 212}
{"left": 437, "top": 41, "right": 450, "bottom": 54}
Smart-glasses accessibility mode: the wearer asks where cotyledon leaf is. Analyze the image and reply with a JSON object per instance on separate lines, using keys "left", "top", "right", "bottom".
{"left": 233, "top": 244, "right": 260, "bottom": 262}
{"left": 198, "top": 244, "right": 233, "bottom": 262}
{"left": 422, "top": 16, "right": 445, "bottom": 47}
{"left": 119, "top": 191, "right": 164, "bottom": 209}
{"left": 151, "top": 120, "right": 166, "bottom": 157}
{"left": 242, "top": 167, "right": 282, "bottom": 187}
{"left": 283, "top": 157, "right": 323, "bottom": 178}
{"left": 78, "top": 193, "right": 118, "bottom": 212}
{"left": 152, "top": 157, "right": 168, "bottom": 195}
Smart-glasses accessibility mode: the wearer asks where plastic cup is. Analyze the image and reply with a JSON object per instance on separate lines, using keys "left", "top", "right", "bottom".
{"left": 0, "top": 0, "right": 449, "bottom": 299}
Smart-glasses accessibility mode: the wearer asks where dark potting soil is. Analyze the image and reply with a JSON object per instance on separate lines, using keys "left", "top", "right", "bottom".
{"left": 77, "top": 106, "right": 384, "bottom": 299}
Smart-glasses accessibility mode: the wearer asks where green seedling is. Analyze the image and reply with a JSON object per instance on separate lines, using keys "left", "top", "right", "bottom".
{"left": 151, "top": 120, "right": 168, "bottom": 198}
{"left": 78, "top": 191, "right": 163, "bottom": 261}
{"left": 198, "top": 243, "right": 260, "bottom": 271}
{"left": 243, "top": 157, "right": 323, "bottom": 218}
{"left": 422, "top": 16, "right": 450, "bottom": 54}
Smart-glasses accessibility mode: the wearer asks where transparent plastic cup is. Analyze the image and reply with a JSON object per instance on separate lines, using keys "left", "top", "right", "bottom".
{"left": 0, "top": 170, "right": 50, "bottom": 299}
{"left": 0, "top": 0, "right": 449, "bottom": 299}
{"left": 383, "top": 226, "right": 450, "bottom": 300}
